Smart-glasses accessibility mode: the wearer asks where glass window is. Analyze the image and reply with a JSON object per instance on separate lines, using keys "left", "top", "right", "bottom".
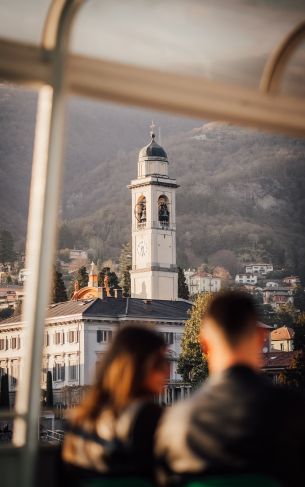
{"left": 69, "top": 363, "right": 78, "bottom": 381}
{"left": 0, "top": 0, "right": 51, "bottom": 45}
{"left": 71, "top": 0, "right": 305, "bottom": 90}
{"left": 97, "top": 330, "right": 112, "bottom": 343}
{"left": 53, "top": 362, "right": 65, "bottom": 382}
{"left": 67, "top": 330, "right": 79, "bottom": 343}
{"left": 159, "top": 332, "right": 174, "bottom": 345}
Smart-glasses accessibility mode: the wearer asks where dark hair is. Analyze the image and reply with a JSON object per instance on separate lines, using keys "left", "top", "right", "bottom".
{"left": 71, "top": 326, "right": 165, "bottom": 424}
{"left": 202, "top": 291, "right": 258, "bottom": 346}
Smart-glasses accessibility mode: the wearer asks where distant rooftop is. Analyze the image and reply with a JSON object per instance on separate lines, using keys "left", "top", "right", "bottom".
{"left": 271, "top": 326, "right": 295, "bottom": 341}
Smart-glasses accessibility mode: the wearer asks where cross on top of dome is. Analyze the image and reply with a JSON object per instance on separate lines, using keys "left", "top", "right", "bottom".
{"left": 139, "top": 121, "right": 167, "bottom": 159}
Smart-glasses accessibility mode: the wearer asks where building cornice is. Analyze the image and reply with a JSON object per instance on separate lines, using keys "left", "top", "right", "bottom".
{"left": 128, "top": 179, "right": 179, "bottom": 190}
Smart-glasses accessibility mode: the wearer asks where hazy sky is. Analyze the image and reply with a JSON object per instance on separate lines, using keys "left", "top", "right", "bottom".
{"left": 1, "top": 0, "right": 304, "bottom": 88}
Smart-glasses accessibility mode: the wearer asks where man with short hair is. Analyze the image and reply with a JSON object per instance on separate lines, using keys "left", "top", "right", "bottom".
{"left": 156, "top": 291, "right": 305, "bottom": 486}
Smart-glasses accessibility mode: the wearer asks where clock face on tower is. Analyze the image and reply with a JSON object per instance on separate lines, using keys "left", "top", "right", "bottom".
{"left": 137, "top": 240, "right": 148, "bottom": 257}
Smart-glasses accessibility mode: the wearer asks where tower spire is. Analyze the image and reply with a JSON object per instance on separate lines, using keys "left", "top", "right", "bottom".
{"left": 150, "top": 120, "right": 156, "bottom": 139}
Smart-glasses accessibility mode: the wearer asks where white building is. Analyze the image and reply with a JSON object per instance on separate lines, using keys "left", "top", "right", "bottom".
{"left": 186, "top": 271, "right": 221, "bottom": 296}
{"left": 245, "top": 263, "right": 273, "bottom": 275}
{"left": 235, "top": 274, "right": 258, "bottom": 285}
{"left": 0, "top": 297, "right": 191, "bottom": 406}
{"left": 69, "top": 249, "right": 88, "bottom": 261}
{"left": 18, "top": 268, "right": 30, "bottom": 284}
{"left": 0, "top": 130, "right": 192, "bottom": 406}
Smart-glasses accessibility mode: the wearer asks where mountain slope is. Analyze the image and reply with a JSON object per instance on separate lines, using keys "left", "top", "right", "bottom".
{"left": 1, "top": 86, "right": 305, "bottom": 278}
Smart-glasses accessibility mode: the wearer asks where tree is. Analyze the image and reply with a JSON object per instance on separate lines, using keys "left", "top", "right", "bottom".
{"left": 0, "top": 307, "right": 14, "bottom": 321}
{"left": 178, "top": 267, "right": 189, "bottom": 300}
{"left": 293, "top": 312, "right": 305, "bottom": 352}
{"left": 52, "top": 269, "right": 68, "bottom": 303}
{"left": 6, "top": 274, "right": 12, "bottom": 284}
{"left": 274, "top": 304, "right": 296, "bottom": 328}
{"left": 212, "top": 266, "right": 231, "bottom": 281}
{"left": 0, "top": 230, "right": 16, "bottom": 264}
{"left": 46, "top": 371, "right": 53, "bottom": 408}
{"left": 14, "top": 301, "right": 22, "bottom": 317}
{"left": 294, "top": 286, "right": 305, "bottom": 313}
{"left": 69, "top": 265, "right": 89, "bottom": 298}
{"left": 0, "top": 374, "right": 10, "bottom": 409}
{"left": 279, "top": 351, "right": 305, "bottom": 394}
{"left": 208, "top": 249, "right": 238, "bottom": 275}
{"left": 119, "top": 242, "right": 132, "bottom": 296}
{"left": 177, "top": 293, "right": 211, "bottom": 386}
{"left": 76, "top": 266, "right": 89, "bottom": 288}
{"left": 98, "top": 267, "right": 120, "bottom": 296}
{"left": 58, "top": 223, "right": 74, "bottom": 249}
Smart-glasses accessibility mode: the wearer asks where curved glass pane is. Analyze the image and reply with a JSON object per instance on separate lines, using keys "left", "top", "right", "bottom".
{"left": 0, "top": 0, "right": 51, "bottom": 45}
{"left": 71, "top": 0, "right": 305, "bottom": 89}
{"left": 281, "top": 38, "right": 305, "bottom": 97}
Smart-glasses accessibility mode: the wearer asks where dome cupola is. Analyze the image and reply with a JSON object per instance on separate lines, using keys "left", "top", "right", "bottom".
{"left": 139, "top": 133, "right": 168, "bottom": 159}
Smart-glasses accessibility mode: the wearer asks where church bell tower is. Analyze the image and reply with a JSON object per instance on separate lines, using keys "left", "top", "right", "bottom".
{"left": 129, "top": 123, "right": 178, "bottom": 300}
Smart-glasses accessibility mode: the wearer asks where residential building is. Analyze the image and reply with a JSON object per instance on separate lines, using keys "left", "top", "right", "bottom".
{"left": 262, "top": 287, "right": 294, "bottom": 309}
{"left": 262, "top": 351, "right": 297, "bottom": 384}
{"left": 271, "top": 326, "right": 294, "bottom": 352}
{"left": 235, "top": 274, "right": 258, "bottom": 285}
{"left": 0, "top": 286, "right": 24, "bottom": 311}
{"left": 282, "top": 276, "right": 301, "bottom": 288}
{"left": 0, "top": 296, "right": 191, "bottom": 406}
{"left": 245, "top": 263, "right": 273, "bottom": 275}
{"left": 186, "top": 271, "right": 221, "bottom": 296}
{"left": 69, "top": 249, "right": 88, "bottom": 261}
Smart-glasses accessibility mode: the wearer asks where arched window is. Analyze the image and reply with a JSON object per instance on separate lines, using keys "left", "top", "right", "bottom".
{"left": 135, "top": 195, "right": 147, "bottom": 228}
{"left": 158, "top": 195, "right": 170, "bottom": 227}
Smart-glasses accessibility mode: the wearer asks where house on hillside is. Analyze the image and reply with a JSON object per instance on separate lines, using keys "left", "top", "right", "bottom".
{"left": 245, "top": 263, "right": 273, "bottom": 275}
{"left": 0, "top": 286, "right": 24, "bottom": 311}
{"left": 186, "top": 271, "right": 221, "bottom": 296}
{"left": 262, "top": 351, "right": 297, "bottom": 384}
{"left": 282, "top": 276, "right": 301, "bottom": 288}
{"left": 263, "top": 287, "right": 294, "bottom": 309}
{"left": 271, "top": 326, "right": 294, "bottom": 352}
{"left": 235, "top": 274, "right": 258, "bottom": 285}
{"left": 69, "top": 249, "right": 88, "bottom": 261}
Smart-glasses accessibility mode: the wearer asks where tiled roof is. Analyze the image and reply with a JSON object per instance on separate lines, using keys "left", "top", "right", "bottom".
{"left": 262, "top": 351, "right": 297, "bottom": 369}
{"left": 257, "top": 321, "right": 272, "bottom": 329}
{"left": 271, "top": 326, "right": 295, "bottom": 341}
{"left": 0, "top": 299, "right": 95, "bottom": 325}
{"left": 85, "top": 297, "right": 192, "bottom": 321}
{"left": 0, "top": 297, "right": 192, "bottom": 326}
{"left": 263, "top": 287, "right": 291, "bottom": 292}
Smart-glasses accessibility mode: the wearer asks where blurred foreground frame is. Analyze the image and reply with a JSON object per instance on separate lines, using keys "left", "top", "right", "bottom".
{"left": 0, "top": 1, "right": 305, "bottom": 487}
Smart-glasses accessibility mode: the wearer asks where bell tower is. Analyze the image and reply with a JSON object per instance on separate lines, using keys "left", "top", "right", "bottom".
{"left": 129, "top": 123, "right": 178, "bottom": 300}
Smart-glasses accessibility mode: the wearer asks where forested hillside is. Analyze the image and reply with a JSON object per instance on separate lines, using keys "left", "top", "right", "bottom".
{"left": 1, "top": 85, "right": 305, "bottom": 279}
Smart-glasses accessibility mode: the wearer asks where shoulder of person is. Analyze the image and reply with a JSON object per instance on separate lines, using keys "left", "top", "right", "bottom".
{"left": 132, "top": 400, "right": 163, "bottom": 430}
{"left": 156, "top": 397, "right": 194, "bottom": 446}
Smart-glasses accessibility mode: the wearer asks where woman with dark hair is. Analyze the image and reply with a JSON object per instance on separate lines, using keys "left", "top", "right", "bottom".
{"left": 62, "top": 325, "right": 168, "bottom": 482}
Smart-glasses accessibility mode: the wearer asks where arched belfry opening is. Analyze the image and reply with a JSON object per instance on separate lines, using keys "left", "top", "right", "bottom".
{"left": 135, "top": 195, "right": 147, "bottom": 228}
{"left": 158, "top": 195, "right": 170, "bottom": 227}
